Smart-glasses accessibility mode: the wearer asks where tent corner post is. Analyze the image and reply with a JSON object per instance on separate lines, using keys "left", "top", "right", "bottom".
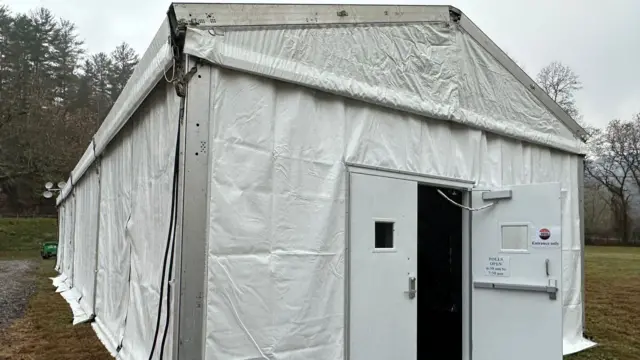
{"left": 175, "top": 56, "right": 212, "bottom": 360}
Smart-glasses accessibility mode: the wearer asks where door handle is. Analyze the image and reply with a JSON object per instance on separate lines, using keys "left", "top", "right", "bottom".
{"left": 405, "top": 276, "right": 417, "bottom": 299}
{"left": 545, "top": 259, "right": 550, "bottom": 276}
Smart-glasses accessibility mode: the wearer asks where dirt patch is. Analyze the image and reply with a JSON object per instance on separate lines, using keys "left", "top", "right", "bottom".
{"left": 0, "top": 261, "right": 110, "bottom": 360}
{"left": 0, "top": 260, "right": 37, "bottom": 333}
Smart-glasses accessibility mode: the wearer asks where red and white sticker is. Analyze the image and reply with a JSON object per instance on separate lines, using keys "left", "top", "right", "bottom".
{"left": 538, "top": 228, "right": 551, "bottom": 240}
{"left": 531, "top": 226, "right": 560, "bottom": 248}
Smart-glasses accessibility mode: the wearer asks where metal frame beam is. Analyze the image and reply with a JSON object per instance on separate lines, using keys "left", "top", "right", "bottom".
{"left": 176, "top": 56, "right": 211, "bottom": 360}
{"left": 171, "top": 3, "right": 450, "bottom": 27}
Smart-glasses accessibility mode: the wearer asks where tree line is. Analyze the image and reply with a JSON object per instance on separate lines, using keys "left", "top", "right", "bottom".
{"left": 583, "top": 116, "right": 640, "bottom": 244}
{"left": 0, "top": 6, "right": 138, "bottom": 215}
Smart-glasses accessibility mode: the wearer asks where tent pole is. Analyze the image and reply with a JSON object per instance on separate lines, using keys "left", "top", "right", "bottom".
{"left": 175, "top": 55, "right": 211, "bottom": 360}
{"left": 578, "top": 156, "right": 586, "bottom": 333}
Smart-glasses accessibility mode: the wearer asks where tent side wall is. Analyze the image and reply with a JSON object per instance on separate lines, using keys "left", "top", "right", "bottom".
{"left": 54, "top": 79, "right": 182, "bottom": 359}
{"left": 71, "top": 164, "right": 101, "bottom": 321}
{"left": 53, "top": 15, "right": 184, "bottom": 360}
{"left": 198, "top": 65, "right": 591, "bottom": 358}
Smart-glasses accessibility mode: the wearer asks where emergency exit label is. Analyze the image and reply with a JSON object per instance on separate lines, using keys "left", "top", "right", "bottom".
{"left": 485, "top": 256, "right": 510, "bottom": 277}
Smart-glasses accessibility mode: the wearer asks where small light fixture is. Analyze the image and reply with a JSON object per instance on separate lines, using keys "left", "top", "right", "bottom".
{"left": 42, "top": 181, "right": 66, "bottom": 199}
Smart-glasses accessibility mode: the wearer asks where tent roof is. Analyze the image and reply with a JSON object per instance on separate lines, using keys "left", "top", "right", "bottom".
{"left": 58, "top": 2, "right": 587, "bottom": 205}
{"left": 169, "top": 3, "right": 586, "bottom": 140}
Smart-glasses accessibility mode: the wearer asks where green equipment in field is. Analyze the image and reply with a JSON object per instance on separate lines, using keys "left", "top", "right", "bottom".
{"left": 40, "top": 241, "right": 58, "bottom": 259}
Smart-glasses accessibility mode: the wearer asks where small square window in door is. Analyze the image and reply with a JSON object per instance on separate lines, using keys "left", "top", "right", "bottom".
{"left": 375, "top": 221, "right": 394, "bottom": 249}
{"left": 501, "top": 224, "right": 529, "bottom": 251}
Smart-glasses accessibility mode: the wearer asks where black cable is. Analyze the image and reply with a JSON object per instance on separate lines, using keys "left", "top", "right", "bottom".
{"left": 159, "top": 128, "right": 181, "bottom": 359}
{"left": 148, "top": 108, "right": 182, "bottom": 360}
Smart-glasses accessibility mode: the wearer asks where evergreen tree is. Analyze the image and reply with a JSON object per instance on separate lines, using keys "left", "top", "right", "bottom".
{"left": 0, "top": 5, "right": 139, "bottom": 215}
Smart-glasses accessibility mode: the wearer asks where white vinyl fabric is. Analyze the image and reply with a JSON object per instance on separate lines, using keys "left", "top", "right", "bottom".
{"left": 52, "top": 192, "right": 94, "bottom": 325}
{"left": 183, "top": 21, "right": 587, "bottom": 156}
{"left": 71, "top": 169, "right": 100, "bottom": 318}
{"left": 202, "top": 68, "right": 595, "bottom": 359}
{"left": 118, "top": 80, "right": 180, "bottom": 360}
{"left": 93, "top": 124, "right": 132, "bottom": 356}
{"left": 53, "top": 80, "right": 180, "bottom": 359}
{"left": 62, "top": 195, "right": 76, "bottom": 288}
{"left": 55, "top": 203, "right": 65, "bottom": 272}
{"left": 52, "top": 14, "right": 179, "bottom": 359}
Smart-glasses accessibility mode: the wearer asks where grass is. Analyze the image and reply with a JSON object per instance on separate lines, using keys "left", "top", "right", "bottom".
{"left": 0, "top": 217, "right": 110, "bottom": 359}
{"left": 566, "top": 246, "right": 640, "bottom": 360}
{"left": 0, "top": 218, "right": 58, "bottom": 259}
{"left": 0, "top": 259, "right": 110, "bottom": 360}
{"left": 1, "top": 219, "right": 639, "bottom": 358}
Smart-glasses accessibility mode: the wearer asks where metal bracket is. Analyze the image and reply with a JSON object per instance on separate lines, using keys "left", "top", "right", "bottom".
{"left": 473, "top": 281, "right": 558, "bottom": 300}
{"left": 481, "top": 190, "right": 512, "bottom": 201}
{"left": 174, "top": 64, "right": 198, "bottom": 98}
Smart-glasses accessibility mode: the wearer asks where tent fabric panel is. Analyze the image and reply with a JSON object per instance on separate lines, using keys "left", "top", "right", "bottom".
{"left": 94, "top": 124, "right": 133, "bottom": 352}
{"left": 71, "top": 168, "right": 100, "bottom": 316}
{"left": 118, "top": 80, "right": 180, "bottom": 360}
{"left": 54, "top": 81, "right": 181, "bottom": 359}
{"left": 55, "top": 203, "right": 65, "bottom": 272}
{"left": 183, "top": 22, "right": 586, "bottom": 154}
{"left": 204, "top": 68, "right": 592, "bottom": 359}
{"left": 70, "top": 143, "right": 96, "bottom": 187}
{"left": 62, "top": 196, "right": 76, "bottom": 286}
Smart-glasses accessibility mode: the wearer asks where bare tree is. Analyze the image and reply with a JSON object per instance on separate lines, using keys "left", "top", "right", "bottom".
{"left": 584, "top": 178, "right": 616, "bottom": 238}
{"left": 584, "top": 121, "right": 638, "bottom": 243}
{"left": 626, "top": 114, "right": 640, "bottom": 185}
{"left": 536, "top": 61, "right": 582, "bottom": 121}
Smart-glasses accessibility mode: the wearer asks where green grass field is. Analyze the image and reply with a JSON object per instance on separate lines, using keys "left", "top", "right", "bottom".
{"left": 0, "top": 218, "right": 638, "bottom": 358}
{"left": 0, "top": 218, "right": 58, "bottom": 259}
{"left": 567, "top": 246, "right": 640, "bottom": 360}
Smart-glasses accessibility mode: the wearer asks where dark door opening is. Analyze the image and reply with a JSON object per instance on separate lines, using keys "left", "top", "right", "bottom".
{"left": 417, "top": 184, "right": 463, "bottom": 359}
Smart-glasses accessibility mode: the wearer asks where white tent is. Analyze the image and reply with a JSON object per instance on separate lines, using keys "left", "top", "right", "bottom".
{"left": 53, "top": 3, "right": 597, "bottom": 359}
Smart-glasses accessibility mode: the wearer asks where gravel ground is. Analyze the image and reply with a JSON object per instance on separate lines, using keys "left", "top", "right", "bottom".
{"left": 0, "top": 260, "right": 37, "bottom": 332}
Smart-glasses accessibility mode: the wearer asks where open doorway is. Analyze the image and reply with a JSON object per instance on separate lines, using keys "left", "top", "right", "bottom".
{"left": 417, "top": 184, "right": 463, "bottom": 359}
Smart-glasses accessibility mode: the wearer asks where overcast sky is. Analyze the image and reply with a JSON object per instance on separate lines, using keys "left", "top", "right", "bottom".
{"left": 5, "top": 0, "right": 639, "bottom": 128}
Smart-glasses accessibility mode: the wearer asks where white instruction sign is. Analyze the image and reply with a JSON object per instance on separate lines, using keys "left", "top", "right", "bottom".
{"left": 531, "top": 226, "right": 561, "bottom": 248}
{"left": 485, "top": 256, "right": 510, "bottom": 277}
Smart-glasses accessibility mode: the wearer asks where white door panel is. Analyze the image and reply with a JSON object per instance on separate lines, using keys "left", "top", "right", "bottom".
{"left": 472, "top": 183, "right": 563, "bottom": 360}
{"left": 349, "top": 172, "right": 417, "bottom": 360}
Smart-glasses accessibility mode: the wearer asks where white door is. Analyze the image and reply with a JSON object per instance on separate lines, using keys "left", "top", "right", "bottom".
{"left": 349, "top": 172, "right": 417, "bottom": 360}
{"left": 471, "top": 183, "right": 563, "bottom": 360}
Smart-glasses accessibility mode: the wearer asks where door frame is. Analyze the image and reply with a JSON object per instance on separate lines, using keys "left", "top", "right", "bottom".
{"left": 344, "top": 163, "right": 475, "bottom": 360}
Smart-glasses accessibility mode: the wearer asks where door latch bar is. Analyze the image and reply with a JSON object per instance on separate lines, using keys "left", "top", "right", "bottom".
{"left": 473, "top": 281, "right": 558, "bottom": 300}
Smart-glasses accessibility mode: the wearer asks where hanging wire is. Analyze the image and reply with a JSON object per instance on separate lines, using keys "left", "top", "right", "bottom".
{"left": 163, "top": 44, "right": 179, "bottom": 83}
{"left": 437, "top": 189, "right": 495, "bottom": 212}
